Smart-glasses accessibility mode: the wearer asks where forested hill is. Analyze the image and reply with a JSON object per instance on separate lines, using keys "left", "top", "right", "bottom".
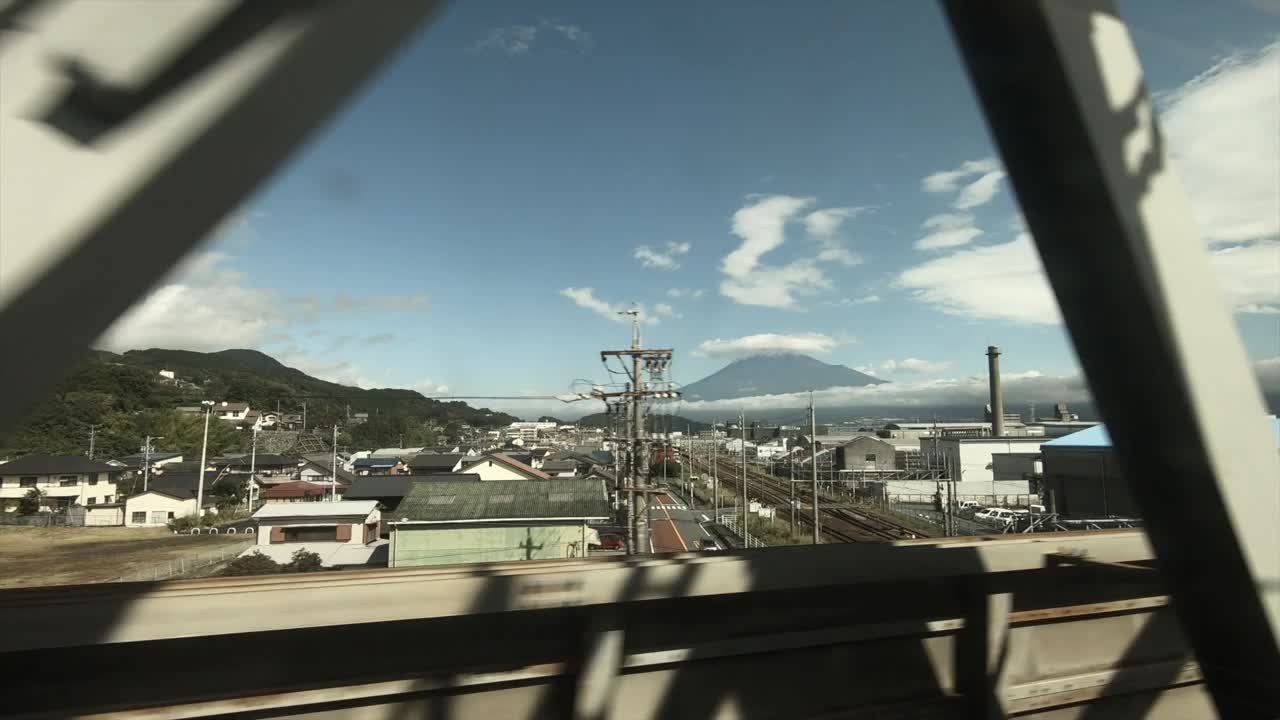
{"left": 1, "top": 349, "right": 517, "bottom": 459}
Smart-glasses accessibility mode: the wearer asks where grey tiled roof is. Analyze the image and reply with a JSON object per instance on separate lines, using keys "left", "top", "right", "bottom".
{"left": 395, "top": 479, "right": 610, "bottom": 522}
{"left": 0, "top": 455, "right": 123, "bottom": 475}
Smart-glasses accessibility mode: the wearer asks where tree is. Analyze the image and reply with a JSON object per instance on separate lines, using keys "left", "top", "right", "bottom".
{"left": 220, "top": 551, "right": 281, "bottom": 576}
{"left": 283, "top": 549, "right": 323, "bottom": 572}
{"left": 17, "top": 488, "right": 45, "bottom": 515}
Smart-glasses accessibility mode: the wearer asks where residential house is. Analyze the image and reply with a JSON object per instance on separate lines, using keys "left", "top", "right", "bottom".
{"left": 261, "top": 480, "right": 337, "bottom": 503}
{"left": 248, "top": 501, "right": 385, "bottom": 568}
{"left": 406, "top": 454, "right": 464, "bottom": 473}
{"left": 528, "top": 448, "right": 550, "bottom": 468}
{"left": 113, "top": 452, "right": 184, "bottom": 475}
{"left": 371, "top": 447, "right": 425, "bottom": 458}
{"left": 147, "top": 472, "right": 241, "bottom": 509}
{"left": 222, "top": 454, "right": 297, "bottom": 479}
{"left": 0, "top": 455, "right": 122, "bottom": 512}
{"left": 156, "top": 460, "right": 216, "bottom": 475}
{"left": 459, "top": 453, "right": 552, "bottom": 481}
{"left": 388, "top": 478, "right": 610, "bottom": 567}
{"left": 299, "top": 454, "right": 357, "bottom": 487}
{"left": 344, "top": 473, "right": 481, "bottom": 535}
{"left": 353, "top": 457, "right": 405, "bottom": 476}
{"left": 211, "top": 401, "right": 251, "bottom": 422}
{"left": 540, "top": 459, "right": 578, "bottom": 477}
{"left": 125, "top": 490, "right": 207, "bottom": 527}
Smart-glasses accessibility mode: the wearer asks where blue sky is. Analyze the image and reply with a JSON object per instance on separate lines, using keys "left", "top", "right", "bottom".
{"left": 101, "top": 1, "right": 1279, "bottom": 416}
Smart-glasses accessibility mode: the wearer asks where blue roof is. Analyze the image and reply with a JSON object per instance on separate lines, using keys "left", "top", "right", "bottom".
{"left": 1046, "top": 416, "right": 1279, "bottom": 449}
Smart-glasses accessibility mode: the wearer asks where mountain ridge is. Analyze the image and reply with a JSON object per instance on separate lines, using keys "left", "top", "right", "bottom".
{"left": 679, "top": 352, "right": 884, "bottom": 402}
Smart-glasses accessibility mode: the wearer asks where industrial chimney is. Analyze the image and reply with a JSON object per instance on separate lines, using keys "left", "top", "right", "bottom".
{"left": 987, "top": 346, "right": 1004, "bottom": 437}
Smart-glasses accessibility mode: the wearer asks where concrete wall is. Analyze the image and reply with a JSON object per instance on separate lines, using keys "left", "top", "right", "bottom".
{"left": 390, "top": 524, "right": 589, "bottom": 567}
{"left": 125, "top": 493, "right": 197, "bottom": 526}
{"left": 1041, "top": 448, "right": 1137, "bottom": 518}
{"left": 929, "top": 440, "right": 1045, "bottom": 485}
{"left": 992, "top": 453, "right": 1041, "bottom": 481}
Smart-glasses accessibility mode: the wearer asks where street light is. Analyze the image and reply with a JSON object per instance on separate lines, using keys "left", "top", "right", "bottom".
{"left": 196, "top": 400, "right": 215, "bottom": 520}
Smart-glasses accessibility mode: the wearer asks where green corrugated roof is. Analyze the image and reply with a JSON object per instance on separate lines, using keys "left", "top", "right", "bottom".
{"left": 395, "top": 479, "right": 610, "bottom": 522}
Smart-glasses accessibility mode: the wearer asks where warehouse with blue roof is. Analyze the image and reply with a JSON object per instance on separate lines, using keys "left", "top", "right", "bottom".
{"left": 1042, "top": 416, "right": 1279, "bottom": 518}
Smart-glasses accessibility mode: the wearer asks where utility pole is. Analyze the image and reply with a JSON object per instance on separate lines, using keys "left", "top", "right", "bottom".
{"left": 712, "top": 426, "right": 719, "bottom": 521}
{"left": 302, "top": 402, "right": 307, "bottom": 432}
{"left": 248, "top": 427, "right": 258, "bottom": 510}
{"left": 142, "top": 435, "right": 153, "bottom": 492}
{"left": 740, "top": 411, "right": 748, "bottom": 541}
{"left": 593, "top": 311, "right": 675, "bottom": 555}
{"left": 87, "top": 425, "right": 97, "bottom": 459}
{"left": 810, "top": 392, "right": 820, "bottom": 544}
{"left": 331, "top": 425, "right": 339, "bottom": 502}
{"left": 196, "top": 400, "right": 214, "bottom": 520}
{"left": 790, "top": 442, "right": 796, "bottom": 536}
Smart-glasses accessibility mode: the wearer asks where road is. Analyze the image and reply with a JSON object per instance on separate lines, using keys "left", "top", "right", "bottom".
{"left": 649, "top": 489, "right": 717, "bottom": 553}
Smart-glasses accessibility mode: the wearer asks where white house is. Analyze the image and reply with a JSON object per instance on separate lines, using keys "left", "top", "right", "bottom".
{"left": 0, "top": 455, "right": 122, "bottom": 512}
{"left": 247, "top": 501, "right": 384, "bottom": 567}
{"left": 459, "top": 453, "right": 552, "bottom": 481}
{"left": 125, "top": 490, "right": 199, "bottom": 527}
{"left": 212, "top": 401, "right": 251, "bottom": 422}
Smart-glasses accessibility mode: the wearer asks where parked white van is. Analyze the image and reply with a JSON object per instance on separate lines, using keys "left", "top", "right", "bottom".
{"left": 975, "top": 508, "right": 1019, "bottom": 525}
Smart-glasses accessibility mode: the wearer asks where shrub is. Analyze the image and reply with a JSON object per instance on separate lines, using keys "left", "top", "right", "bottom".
{"left": 282, "top": 549, "right": 323, "bottom": 573}
{"left": 220, "top": 551, "right": 281, "bottom": 576}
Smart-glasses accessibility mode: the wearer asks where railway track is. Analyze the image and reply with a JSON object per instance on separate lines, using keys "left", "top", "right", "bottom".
{"left": 681, "top": 451, "right": 932, "bottom": 543}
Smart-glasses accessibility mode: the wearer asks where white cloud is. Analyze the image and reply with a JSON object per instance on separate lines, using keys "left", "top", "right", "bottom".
{"left": 474, "top": 19, "right": 592, "bottom": 56}
{"left": 634, "top": 241, "right": 691, "bottom": 270}
{"left": 99, "top": 253, "right": 274, "bottom": 351}
{"left": 916, "top": 212, "right": 985, "bottom": 251}
{"left": 559, "top": 287, "right": 657, "bottom": 325}
{"left": 1161, "top": 42, "right": 1279, "bottom": 244}
{"left": 895, "top": 234, "right": 1062, "bottom": 325}
{"left": 474, "top": 25, "right": 538, "bottom": 55}
{"left": 411, "top": 381, "right": 452, "bottom": 396}
{"left": 1208, "top": 240, "right": 1280, "bottom": 314}
{"left": 721, "top": 262, "right": 829, "bottom": 308}
{"left": 853, "top": 294, "right": 881, "bottom": 304}
{"left": 878, "top": 358, "right": 953, "bottom": 374}
{"left": 952, "top": 170, "right": 1006, "bottom": 210}
{"left": 724, "top": 195, "right": 813, "bottom": 276}
{"left": 922, "top": 158, "right": 1000, "bottom": 193}
{"left": 721, "top": 195, "right": 834, "bottom": 308}
{"left": 693, "top": 332, "right": 847, "bottom": 358}
{"left": 666, "top": 287, "right": 705, "bottom": 299}
{"left": 897, "top": 45, "right": 1280, "bottom": 323}
{"left": 816, "top": 247, "right": 864, "bottom": 267}
{"left": 654, "top": 302, "right": 682, "bottom": 319}
{"left": 803, "top": 206, "right": 869, "bottom": 238}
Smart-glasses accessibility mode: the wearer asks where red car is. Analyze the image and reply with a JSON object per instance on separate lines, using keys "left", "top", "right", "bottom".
{"left": 596, "top": 533, "right": 625, "bottom": 550}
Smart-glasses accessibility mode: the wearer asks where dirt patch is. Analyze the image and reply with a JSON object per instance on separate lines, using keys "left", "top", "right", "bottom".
{"left": 0, "top": 526, "right": 252, "bottom": 588}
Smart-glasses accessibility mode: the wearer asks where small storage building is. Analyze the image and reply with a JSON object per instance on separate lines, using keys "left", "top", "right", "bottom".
{"left": 388, "top": 478, "right": 610, "bottom": 568}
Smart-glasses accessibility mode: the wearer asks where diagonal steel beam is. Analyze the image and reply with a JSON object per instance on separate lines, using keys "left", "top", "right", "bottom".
{"left": 942, "top": 1, "right": 1280, "bottom": 716}
{"left": 0, "top": 0, "right": 442, "bottom": 433}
